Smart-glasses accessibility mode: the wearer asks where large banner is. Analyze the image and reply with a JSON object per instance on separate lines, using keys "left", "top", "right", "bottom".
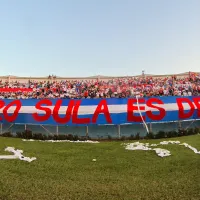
{"left": 0, "top": 88, "right": 33, "bottom": 92}
{"left": 0, "top": 96, "right": 199, "bottom": 125}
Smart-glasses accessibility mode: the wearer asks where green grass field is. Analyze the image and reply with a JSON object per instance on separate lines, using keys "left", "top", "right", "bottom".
{"left": 0, "top": 135, "right": 199, "bottom": 200}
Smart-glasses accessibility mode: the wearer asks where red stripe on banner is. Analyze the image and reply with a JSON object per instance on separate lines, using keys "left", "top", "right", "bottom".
{"left": 0, "top": 88, "right": 33, "bottom": 92}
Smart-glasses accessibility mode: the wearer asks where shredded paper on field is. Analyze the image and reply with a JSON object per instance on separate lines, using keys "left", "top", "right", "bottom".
{"left": 124, "top": 141, "right": 200, "bottom": 157}
{"left": 0, "top": 147, "right": 36, "bottom": 162}
{"left": 22, "top": 139, "right": 99, "bottom": 143}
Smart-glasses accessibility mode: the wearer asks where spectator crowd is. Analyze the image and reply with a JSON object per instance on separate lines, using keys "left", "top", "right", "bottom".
{"left": 0, "top": 74, "right": 199, "bottom": 99}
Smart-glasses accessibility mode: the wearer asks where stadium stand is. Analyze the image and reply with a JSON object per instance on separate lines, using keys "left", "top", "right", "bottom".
{"left": 0, "top": 72, "right": 199, "bottom": 138}
{"left": 0, "top": 72, "right": 199, "bottom": 99}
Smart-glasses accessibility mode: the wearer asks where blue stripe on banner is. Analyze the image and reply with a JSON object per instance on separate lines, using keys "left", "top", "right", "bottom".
{"left": 150, "top": 96, "right": 194, "bottom": 103}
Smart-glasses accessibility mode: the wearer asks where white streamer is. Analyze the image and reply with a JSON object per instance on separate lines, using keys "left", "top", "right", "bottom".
{"left": 179, "top": 143, "right": 200, "bottom": 154}
{"left": 22, "top": 139, "right": 99, "bottom": 143}
{"left": 0, "top": 147, "right": 36, "bottom": 162}
{"left": 136, "top": 96, "right": 149, "bottom": 134}
{"left": 124, "top": 140, "right": 200, "bottom": 157}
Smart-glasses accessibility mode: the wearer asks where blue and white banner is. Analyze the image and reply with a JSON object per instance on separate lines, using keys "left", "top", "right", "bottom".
{"left": 0, "top": 96, "right": 199, "bottom": 125}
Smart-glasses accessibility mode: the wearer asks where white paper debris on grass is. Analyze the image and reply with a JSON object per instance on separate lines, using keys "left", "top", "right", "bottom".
{"left": 153, "top": 148, "right": 171, "bottom": 157}
{"left": 124, "top": 140, "right": 200, "bottom": 158}
{"left": 179, "top": 143, "right": 200, "bottom": 154}
{"left": 0, "top": 147, "right": 36, "bottom": 162}
{"left": 160, "top": 141, "right": 180, "bottom": 145}
{"left": 22, "top": 139, "right": 99, "bottom": 143}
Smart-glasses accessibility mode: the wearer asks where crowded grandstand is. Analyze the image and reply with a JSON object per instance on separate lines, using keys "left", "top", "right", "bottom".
{"left": 0, "top": 72, "right": 199, "bottom": 99}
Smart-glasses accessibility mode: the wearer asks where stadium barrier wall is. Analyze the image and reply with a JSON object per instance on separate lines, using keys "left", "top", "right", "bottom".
{"left": 1, "top": 120, "right": 200, "bottom": 139}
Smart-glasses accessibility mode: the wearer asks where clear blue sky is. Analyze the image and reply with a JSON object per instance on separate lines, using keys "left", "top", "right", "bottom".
{"left": 0, "top": 0, "right": 199, "bottom": 77}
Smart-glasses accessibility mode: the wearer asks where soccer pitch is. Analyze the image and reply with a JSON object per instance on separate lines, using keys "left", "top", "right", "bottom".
{"left": 0, "top": 135, "right": 199, "bottom": 200}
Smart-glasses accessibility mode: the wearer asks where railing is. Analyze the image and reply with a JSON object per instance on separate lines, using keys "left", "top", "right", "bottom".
{"left": 1, "top": 120, "right": 200, "bottom": 139}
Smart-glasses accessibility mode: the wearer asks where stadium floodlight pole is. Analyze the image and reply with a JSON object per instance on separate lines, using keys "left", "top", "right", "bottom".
{"left": 136, "top": 96, "right": 149, "bottom": 134}
{"left": 8, "top": 75, "right": 10, "bottom": 83}
{"left": 142, "top": 70, "right": 145, "bottom": 78}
